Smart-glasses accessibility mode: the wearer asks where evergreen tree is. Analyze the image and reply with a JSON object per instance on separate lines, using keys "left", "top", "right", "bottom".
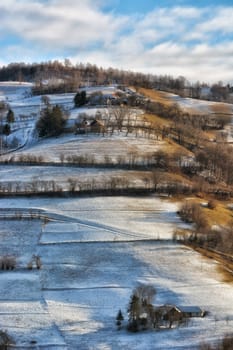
{"left": 6, "top": 109, "right": 15, "bottom": 124}
{"left": 127, "top": 294, "right": 140, "bottom": 323}
{"left": 2, "top": 123, "right": 11, "bottom": 147}
{"left": 74, "top": 90, "right": 87, "bottom": 107}
{"left": 0, "top": 102, "right": 8, "bottom": 154}
{"left": 116, "top": 309, "right": 124, "bottom": 329}
{"left": 3, "top": 123, "right": 11, "bottom": 136}
{"left": 127, "top": 284, "right": 157, "bottom": 332}
{"left": 36, "top": 105, "right": 66, "bottom": 137}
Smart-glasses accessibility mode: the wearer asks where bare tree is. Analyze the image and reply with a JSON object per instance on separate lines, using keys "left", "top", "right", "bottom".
{"left": 109, "top": 106, "right": 130, "bottom": 132}
{"left": 134, "top": 283, "right": 156, "bottom": 305}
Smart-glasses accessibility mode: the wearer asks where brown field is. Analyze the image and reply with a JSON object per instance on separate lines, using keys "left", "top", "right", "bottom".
{"left": 210, "top": 102, "right": 233, "bottom": 115}
{"left": 163, "top": 138, "right": 192, "bottom": 156}
{"left": 143, "top": 112, "right": 170, "bottom": 127}
{"left": 138, "top": 87, "right": 173, "bottom": 106}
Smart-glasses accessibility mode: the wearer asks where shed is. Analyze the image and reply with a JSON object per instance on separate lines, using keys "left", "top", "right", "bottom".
{"left": 177, "top": 306, "right": 205, "bottom": 318}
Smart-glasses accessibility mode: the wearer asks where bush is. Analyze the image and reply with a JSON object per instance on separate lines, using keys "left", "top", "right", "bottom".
{"left": 179, "top": 201, "right": 208, "bottom": 232}
{"left": 0, "top": 330, "right": 13, "bottom": 349}
{"left": 74, "top": 91, "right": 87, "bottom": 107}
{"left": 0, "top": 256, "right": 16, "bottom": 270}
{"left": 207, "top": 199, "right": 217, "bottom": 210}
{"left": 127, "top": 319, "right": 139, "bottom": 332}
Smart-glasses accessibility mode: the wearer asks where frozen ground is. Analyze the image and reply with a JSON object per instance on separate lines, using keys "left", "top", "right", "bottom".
{"left": 0, "top": 83, "right": 233, "bottom": 349}
{"left": 0, "top": 83, "right": 145, "bottom": 153}
{"left": 169, "top": 93, "right": 233, "bottom": 114}
{"left": 0, "top": 196, "right": 232, "bottom": 349}
{"left": 2, "top": 132, "right": 163, "bottom": 163}
{"left": 169, "top": 93, "right": 233, "bottom": 142}
{"left": 0, "top": 164, "right": 152, "bottom": 192}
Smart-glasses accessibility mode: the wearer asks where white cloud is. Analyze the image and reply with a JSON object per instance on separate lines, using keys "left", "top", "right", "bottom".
{"left": 0, "top": 1, "right": 233, "bottom": 83}
{"left": 198, "top": 7, "right": 233, "bottom": 33}
{"left": 0, "top": 0, "right": 128, "bottom": 49}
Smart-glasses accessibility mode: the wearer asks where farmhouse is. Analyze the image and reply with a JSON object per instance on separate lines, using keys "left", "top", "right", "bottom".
{"left": 154, "top": 304, "right": 205, "bottom": 319}
{"left": 154, "top": 304, "right": 180, "bottom": 319}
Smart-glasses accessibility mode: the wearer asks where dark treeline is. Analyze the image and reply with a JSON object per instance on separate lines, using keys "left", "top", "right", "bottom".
{"left": 0, "top": 60, "right": 232, "bottom": 101}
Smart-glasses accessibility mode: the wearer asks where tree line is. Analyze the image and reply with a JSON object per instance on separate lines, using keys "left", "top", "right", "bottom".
{"left": 176, "top": 201, "right": 233, "bottom": 256}
{"left": 0, "top": 61, "right": 232, "bottom": 102}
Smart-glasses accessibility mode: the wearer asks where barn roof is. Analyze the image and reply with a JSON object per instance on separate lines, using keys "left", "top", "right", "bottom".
{"left": 176, "top": 306, "right": 204, "bottom": 314}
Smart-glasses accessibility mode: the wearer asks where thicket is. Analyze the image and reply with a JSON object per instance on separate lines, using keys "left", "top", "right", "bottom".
{"left": 74, "top": 90, "right": 87, "bottom": 107}
{"left": 0, "top": 330, "right": 13, "bottom": 349}
{"left": 0, "top": 256, "right": 16, "bottom": 270}
{"left": 176, "top": 201, "right": 233, "bottom": 256}
{"left": 195, "top": 144, "right": 233, "bottom": 185}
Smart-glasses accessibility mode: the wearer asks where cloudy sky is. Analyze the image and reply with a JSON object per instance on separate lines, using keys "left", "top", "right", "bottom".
{"left": 0, "top": 0, "right": 233, "bottom": 83}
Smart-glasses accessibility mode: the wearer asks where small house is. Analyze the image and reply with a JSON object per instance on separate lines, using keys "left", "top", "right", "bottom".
{"left": 153, "top": 304, "right": 205, "bottom": 326}
{"left": 75, "top": 118, "right": 91, "bottom": 134}
{"left": 90, "top": 119, "right": 105, "bottom": 133}
{"left": 176, "top": 306, "right": 205, "bottom": 318}
{"left": 156, "top": 305, "right": 182, "bottom": 321}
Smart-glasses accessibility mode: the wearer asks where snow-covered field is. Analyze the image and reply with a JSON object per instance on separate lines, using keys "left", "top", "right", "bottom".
{"left": 0, "top": 83, "right": 233, "bottom": 349}
{"left": 0, "top": 196, "right": 232, "bottom": 350}
{"left": 0, "top": 83, "right": 145, "bottom": 152}
{"left": 169, "top": 93, "right": 233, "bottom": 114}
{"left": 169, "top": 92, "right": 233, "bottom": 141}
{"left": 0, "top": 164, "right": 152, "bottom": 191}
{"left": 7, "top": 133, "right": 163, "bottom": 163}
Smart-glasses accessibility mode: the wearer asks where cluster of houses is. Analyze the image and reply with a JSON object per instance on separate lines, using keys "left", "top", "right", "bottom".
{"left": 66, "top": 85, "right": 148, "bottom": 133}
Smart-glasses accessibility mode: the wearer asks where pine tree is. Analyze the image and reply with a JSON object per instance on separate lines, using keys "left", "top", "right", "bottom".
{"left": 116, "top": 309, "right": 124, "bottom": 322}
{"left": 74, "top": 90, "right": 87, "bottom": 107}
{"left": 128, "top": 294, "right": 140, "bottom": 323}
{"left": 3, "top": 123, "right": 11, "bottom": 136}
{"left": 6, "top": 109, "right": 15, "bottom": 124}
{"left": 36, "top": 105, "right": 66, "bottom": 137}
{"left": 116, "top": 309, "right": 124, "bottom": 329}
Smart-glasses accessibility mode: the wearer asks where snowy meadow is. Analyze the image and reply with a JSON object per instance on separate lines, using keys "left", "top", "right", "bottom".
{"left": 0, "top": 83, "right": 232, "bottom": 349}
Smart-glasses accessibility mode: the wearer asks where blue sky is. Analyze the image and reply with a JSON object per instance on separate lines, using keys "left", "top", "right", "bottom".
{"left": 0, "top": 0, "right": 233, "bottom": 83}
{"left": 112, "top": 0, "right": 233, "bottom": 14}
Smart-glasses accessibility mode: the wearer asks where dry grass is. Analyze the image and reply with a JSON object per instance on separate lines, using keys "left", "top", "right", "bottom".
{"left": 202, "top": 129, "right": 217, "bottom": 141}
{"left": 217, "top": 265, "right": 233, "bottom": 283}
{"left": 162, "top": 171, "right": 192, "bottom": 184}
{"left": 176, "top": 197, "right": 232, "bottom": 227}
{"left": 142, "top": 113, "right": 192, "bottom": 158}
{"left": 142, "top": 112, "right": 170, "bottom": 127}
{"left": 202, "top": 202, "right": 233, "bottom": 227}
{"left": 210, "top": 102, "right": 232, "bottom": 115}
{"left": 163, "top": 138, "right": 192, "bottom": 156}
{"left": 138, "top": 88, "right": 173, "bottom": 106}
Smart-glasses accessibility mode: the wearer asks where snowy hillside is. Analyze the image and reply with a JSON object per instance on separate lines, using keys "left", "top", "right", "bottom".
{"left": 0, "top": 196, "right": 232, "bottom": 349}
{"left": 0, "top": 82, "right": 233, "bottom": 349}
